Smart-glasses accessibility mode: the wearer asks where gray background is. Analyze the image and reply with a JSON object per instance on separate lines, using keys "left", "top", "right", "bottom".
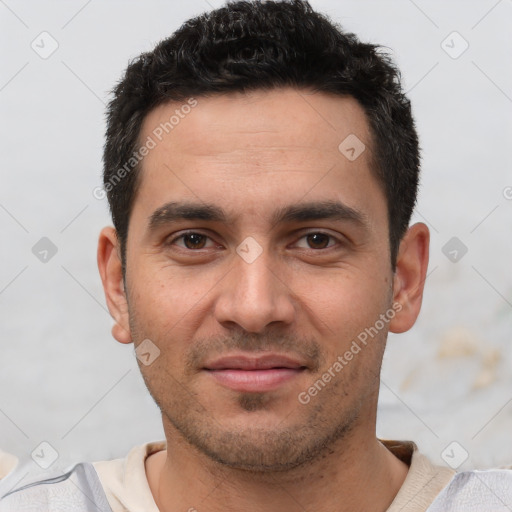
{"left": 1, "top": 0, "right": 511, "bottom": 484}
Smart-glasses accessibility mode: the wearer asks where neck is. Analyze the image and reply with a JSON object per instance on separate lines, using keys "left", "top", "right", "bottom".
{"left": 146, "top": 420, "right": 409, "bottom": 512}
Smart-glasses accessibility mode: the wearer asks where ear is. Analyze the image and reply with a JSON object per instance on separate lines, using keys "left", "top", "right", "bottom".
{"left": 389, "top": 222, "right": 430, "bottom": 334}
{"left": 97, "top": 226, "right": 132, "bottom": 344}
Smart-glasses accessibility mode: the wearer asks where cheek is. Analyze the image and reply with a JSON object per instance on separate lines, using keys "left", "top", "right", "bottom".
{"left": 295, "top": 265, "right": 391, "bottom": 337}
{"left": 127, "top": 264, "right": 217, "bottom": 350}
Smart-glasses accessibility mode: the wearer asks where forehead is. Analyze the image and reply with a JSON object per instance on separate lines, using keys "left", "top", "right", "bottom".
{"left": 140, "top": 87, "right": 371, "bottom": 163}
{"left": 132, "top": 87, "right": 384, "bottom": 228}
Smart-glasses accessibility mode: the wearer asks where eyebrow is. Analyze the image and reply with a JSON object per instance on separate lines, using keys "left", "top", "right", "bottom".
{"left": 147, "top": 199, "right": 367, "bottom": 233}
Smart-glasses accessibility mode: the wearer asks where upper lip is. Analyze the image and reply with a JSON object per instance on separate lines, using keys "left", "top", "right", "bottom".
{"left": 203, "top": 353, "right": 308, "bottom": 371}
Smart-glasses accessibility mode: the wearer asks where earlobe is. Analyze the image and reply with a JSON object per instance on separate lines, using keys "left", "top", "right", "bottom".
{"left": 389, "top": 222, "right": 430, "bottom": 334}
{"left": 97, "top": 227, "right": 133, "bottom": 344}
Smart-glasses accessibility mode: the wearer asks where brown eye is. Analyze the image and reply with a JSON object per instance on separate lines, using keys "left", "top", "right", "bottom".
{"left": 306, "top": 233, "right": 331, "bottom": 249}
{"left": 293, "top": 232, "right": 339, "bottom": 251}
{"left": 182, "top": 233, "right": 207, "bottom": 249}
{"left": 168, "top": 232, "right": 215, "bottom": 250}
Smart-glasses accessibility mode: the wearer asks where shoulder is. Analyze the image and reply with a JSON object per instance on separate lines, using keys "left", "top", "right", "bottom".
{"left": 93, "top": 441, "right": 165, "bottom": 512}
{"left": 0, "top": 462, "right": 112, "bottom": 512}
{"left": 427, "top": 468, "right": 512, "bottom": 511}
{"left": 381, "top": 439, "right": 512, "bottom": 512}
{"left": 0, "top": 441, "right": 165, "bottom": 512}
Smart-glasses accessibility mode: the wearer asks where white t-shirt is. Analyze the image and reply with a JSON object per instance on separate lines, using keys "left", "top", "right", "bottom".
{"left": 92, "top": 439, "right": 454, "bottom": 512}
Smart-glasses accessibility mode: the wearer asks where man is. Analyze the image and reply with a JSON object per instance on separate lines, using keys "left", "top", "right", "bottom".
{"left": 2, "top": 1, "right": 511, "bottom": 510}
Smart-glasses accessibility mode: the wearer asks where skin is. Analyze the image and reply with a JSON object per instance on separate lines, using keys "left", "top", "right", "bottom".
{"left": 98, "top": 87, "right": 429, "bottom": 512}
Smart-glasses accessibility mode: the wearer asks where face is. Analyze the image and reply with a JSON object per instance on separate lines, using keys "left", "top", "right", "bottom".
{"left": 99, "top": 87, "right": 426, "bottom": 471}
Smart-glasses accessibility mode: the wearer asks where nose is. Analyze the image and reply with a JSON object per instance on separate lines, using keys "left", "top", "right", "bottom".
{"left": 213, "top": 245, "right": 296, "bottom": 333}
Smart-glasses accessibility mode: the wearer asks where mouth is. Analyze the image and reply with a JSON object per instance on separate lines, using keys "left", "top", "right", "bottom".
{"left": 203, "top": 353, "right": 308, "bottom": 393}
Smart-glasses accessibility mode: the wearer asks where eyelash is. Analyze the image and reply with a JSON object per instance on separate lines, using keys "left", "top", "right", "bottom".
{"left": 166, "top": 230, "right": 343, "bottom": 251}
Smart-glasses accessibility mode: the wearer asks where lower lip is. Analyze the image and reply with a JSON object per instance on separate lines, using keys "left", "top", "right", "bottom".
{"left": 205, "top": 368, "right": 304, "bottom": 392}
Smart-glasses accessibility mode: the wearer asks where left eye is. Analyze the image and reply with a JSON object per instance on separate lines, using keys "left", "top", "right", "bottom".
{"left": 295, "top": 232, "right": 337, "bottom": 250}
